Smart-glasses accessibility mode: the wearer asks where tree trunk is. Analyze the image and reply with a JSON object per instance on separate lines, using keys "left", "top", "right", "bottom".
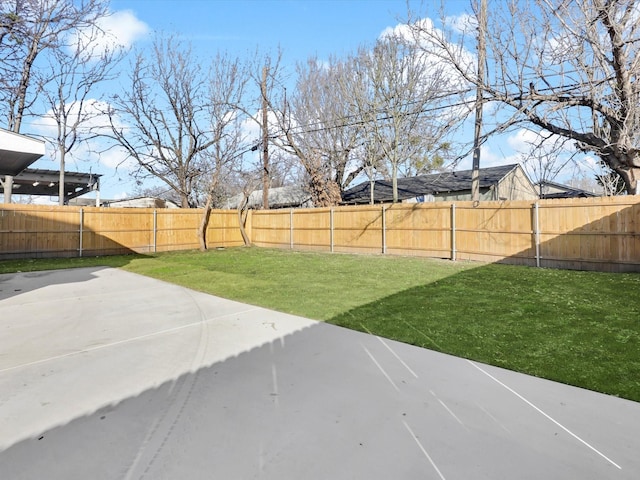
{"left": 197, "top": 194, "right": 213, "bottom": 251}
{"left": 307, "top": 166, "right": 341, "bottom": 207}
{"left": 617, "top": 166, "right": 639, "bottom": 195}
{"left": 238, "top": 207, "right": 251, "bottom": 246}
{"left": 606, "top": 148, "right": 640, "bottom": 195}
{"left": 392, "top": 163, "right": 398, "bottom": 203}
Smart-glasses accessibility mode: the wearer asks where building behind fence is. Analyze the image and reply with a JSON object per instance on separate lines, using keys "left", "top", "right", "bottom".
{"left": 1, "top": 196, "right": 639, "bottom": 272}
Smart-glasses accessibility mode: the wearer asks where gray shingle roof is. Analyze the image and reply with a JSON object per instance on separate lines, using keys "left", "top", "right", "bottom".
{"left": 535, "top": 180, "right": 599, "bottom": 199}
{"left": 342, "top": 164, "right": 519, "bottom": 204}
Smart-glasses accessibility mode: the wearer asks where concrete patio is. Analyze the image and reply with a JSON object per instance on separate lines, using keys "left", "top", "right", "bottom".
{"left": 1, "top": 268, "right": 638, "bottom": 479}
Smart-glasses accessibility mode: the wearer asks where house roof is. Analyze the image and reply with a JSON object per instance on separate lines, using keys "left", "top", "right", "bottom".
{"left": 224, "top": 186, "right": 313, "bottom": 209}
{"left": 103, "top": 196, "right": 179, "bottom": 208}
{"left": 0, "top": 129, "right": 46, "bottom": 175}
{"left": 535, "top": 180, "right": 599, "bottom": 199}
{"left": 342, "top": 164, "right": 520, "bottom": 204}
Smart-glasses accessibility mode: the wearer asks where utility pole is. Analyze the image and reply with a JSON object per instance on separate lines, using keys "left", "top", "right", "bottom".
{"left": 261, "top": 65, "right": 269, "bottom": 210}
{"left": 471, "top": 0, "right": 487, "bottom": 203}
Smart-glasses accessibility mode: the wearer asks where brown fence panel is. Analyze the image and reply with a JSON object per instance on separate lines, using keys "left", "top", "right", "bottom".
{"left": 251, "top": 209, "right": 292, "bottom": 249}
{"left": 0, "top": 204, "right": 80, "bottom": 259}
{"left": 538, "top": 197, "right": 640, "bottom": 272}
{"left": 1, "top": 196, "right": 639, "bottom": 272}
{"left": 385, "top": 203, "right": 452, "bottom": 258}
{"left": 205, "top": 209, "right": 245, "bottom": 248}
{"left": 454, "top": 200, "right": 536, "bottom": 265}
{"left": 156, "top": 209, "right": 200, "bottom": 252}
{"left": 333, "top": 205, "right": 382, "bottom": 254}
{"left": 82, "top": 207, "right": 152, "bottom": 256}
{"left": 291, "top": 208, "right": 331, "bottom": 251}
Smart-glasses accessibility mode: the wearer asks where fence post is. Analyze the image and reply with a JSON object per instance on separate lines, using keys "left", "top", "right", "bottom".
{"left": 79, "top": 208, "right": 84, "bottom": 258}
{"left": 382, "top": 205, "right": 387, "bottom": 254}
{"left": 330, "top": 207, "right": 334, "bottom": 253}
{"left": 451, "top": 203, "right": 457, "bottom": 261}
{"left": 290, "top": 208, "right": 294, "bottom": 249}
{"left": 534, "top": 202, "right": 540, "bottom": 267}
{"left": 153, "top": 209, "right": 157, "bottom": 253}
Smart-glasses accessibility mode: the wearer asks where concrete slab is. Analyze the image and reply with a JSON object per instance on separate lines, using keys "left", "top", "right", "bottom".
{"left": 0, "top": 268, "right": 639, "bottom": 479}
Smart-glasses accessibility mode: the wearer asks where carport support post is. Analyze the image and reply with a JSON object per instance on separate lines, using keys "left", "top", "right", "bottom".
{"left": 451, "top": 203, "right": 457, "bottom": 261}
{"left": 79, "top": 208, "right": 84, "bottom": 257}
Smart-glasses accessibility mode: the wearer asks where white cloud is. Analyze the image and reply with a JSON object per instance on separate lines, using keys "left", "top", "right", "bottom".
{"left": 69, "top": 9, "right": 149, "bottom": 59}
{"left": 35, "top": 99, "right": 113, "bottom": 136}
{"left": 100, "top": 10, "right": 149, "bottom": 49}
{"left": 444, "top": 13, "right": 477, "bottom": 35}
{"left": 506, "top": 129, "right": 541, "bottom": 151}
{"left": 380, "top": 17, "right": 476, "bottom": 93}
{"left": 97, "top": 146, "right": 137, "bottom": 171}
{"left": 112, "top": 191, "right": 129, "bottom": 200}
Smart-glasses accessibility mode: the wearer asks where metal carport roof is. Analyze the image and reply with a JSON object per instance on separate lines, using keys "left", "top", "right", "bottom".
{"left": 10, "top": 168, "right": 100, "bottom": 202}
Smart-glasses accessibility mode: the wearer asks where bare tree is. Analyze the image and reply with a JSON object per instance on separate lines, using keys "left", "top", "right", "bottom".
{"left": 0, "top": 0, "right": 109, "bottom": 202}
{"left": 197, "top": 52, "right": 253, "bottom": 250}
{"left": 346, "top": 33, "right": 460, "bottom": 203}
{"left": 247, "top": 50, "right": 284, "bottom": 209}
{"left": 515, "top": 132, "right": 576, "bottom": 196}
{"left": 594, "top": 159, "right": 627, "bottom": 196}
{"left": 41, "top": 23, "right": 124, "bottom": 205}
{"left": 105, "top": 35, "right": 214, "bottom": 208}
{"left": 103, "top": 36, "right": 255, "bottom": 248}
{"left": 274, "top": 56, "right": 364, "bottom": 206}
{"left": 411, "top": 0, "right": 640, "bottom": 194}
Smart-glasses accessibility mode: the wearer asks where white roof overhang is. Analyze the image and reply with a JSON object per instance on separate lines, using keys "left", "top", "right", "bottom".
{"left": 0, "top": 129, "right": 46, "bottom": 176}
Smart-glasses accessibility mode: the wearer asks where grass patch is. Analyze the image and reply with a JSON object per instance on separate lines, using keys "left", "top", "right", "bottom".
{"left": 2, "top": 247, "right": 639, "bottom": 402}
{"left": 330, "top": 263, "right": 640, "bottom": 401}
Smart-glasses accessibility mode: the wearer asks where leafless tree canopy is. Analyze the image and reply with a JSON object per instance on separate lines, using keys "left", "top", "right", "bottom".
{"left": 104, "top": 35, "right": 256, "bottom": 248}
{"left": 106, "top": 35, "right": 218, "bottom": 208}
{"left": 1, "top": 0, "right": 112, "bottom": 203}
{"left": 411, "top": 0, "right": 640, "bottom": 194}
{"left": 346, "top": 33, "right": 460, "bottom": 203}
{"left": 42, "top": 18, "right": 124, "bottom": 204}
{"left": 273, "top": 34, "right": 462, "bottom": 206}
{"left": 274, "top": 56, "right": 363, "bottom": 207}
{"left": 0, "top": 0, "right": 109, "bottom": 132}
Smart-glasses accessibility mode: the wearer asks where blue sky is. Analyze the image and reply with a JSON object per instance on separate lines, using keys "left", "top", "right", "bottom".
{"left": 111, "top": 0, "right": 425, "bottom": 62}
{"left": 28, "top": 0, "right": 453, "bottom": 201}
{"left": 110, "top": 0, "right": 480, "bottom": 200}
{"left": 26, "top": 0, "right": 592, "bottom": 202}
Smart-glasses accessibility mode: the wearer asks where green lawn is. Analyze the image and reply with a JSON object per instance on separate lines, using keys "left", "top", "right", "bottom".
{"left": 2, "top": 247, "right": 639, "bottom": 402}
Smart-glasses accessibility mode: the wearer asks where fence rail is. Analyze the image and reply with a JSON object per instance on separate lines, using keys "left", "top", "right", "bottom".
{"left": 1, "top": 197, "right": 639, "bottom": 272}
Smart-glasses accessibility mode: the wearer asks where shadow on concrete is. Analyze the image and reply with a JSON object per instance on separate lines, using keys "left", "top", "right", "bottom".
{"left": 0, "top": 258, "right": 144, "bottom": 301}
{"left": 2, "top": 319, "right": 639, "bottom": 479}
{"left": 0, "top": 267, "right": 106, "bottom": 301}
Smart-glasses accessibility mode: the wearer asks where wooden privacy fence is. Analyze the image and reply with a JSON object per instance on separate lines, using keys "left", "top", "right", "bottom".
{"left": 1, "top": 196, "right": 639, "bottom": 272}
{"left": 248, "top": 196, "right": 640, "bottom": 272}
{"left": 0, "top": 205, "right": 244, "bottom": 259}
